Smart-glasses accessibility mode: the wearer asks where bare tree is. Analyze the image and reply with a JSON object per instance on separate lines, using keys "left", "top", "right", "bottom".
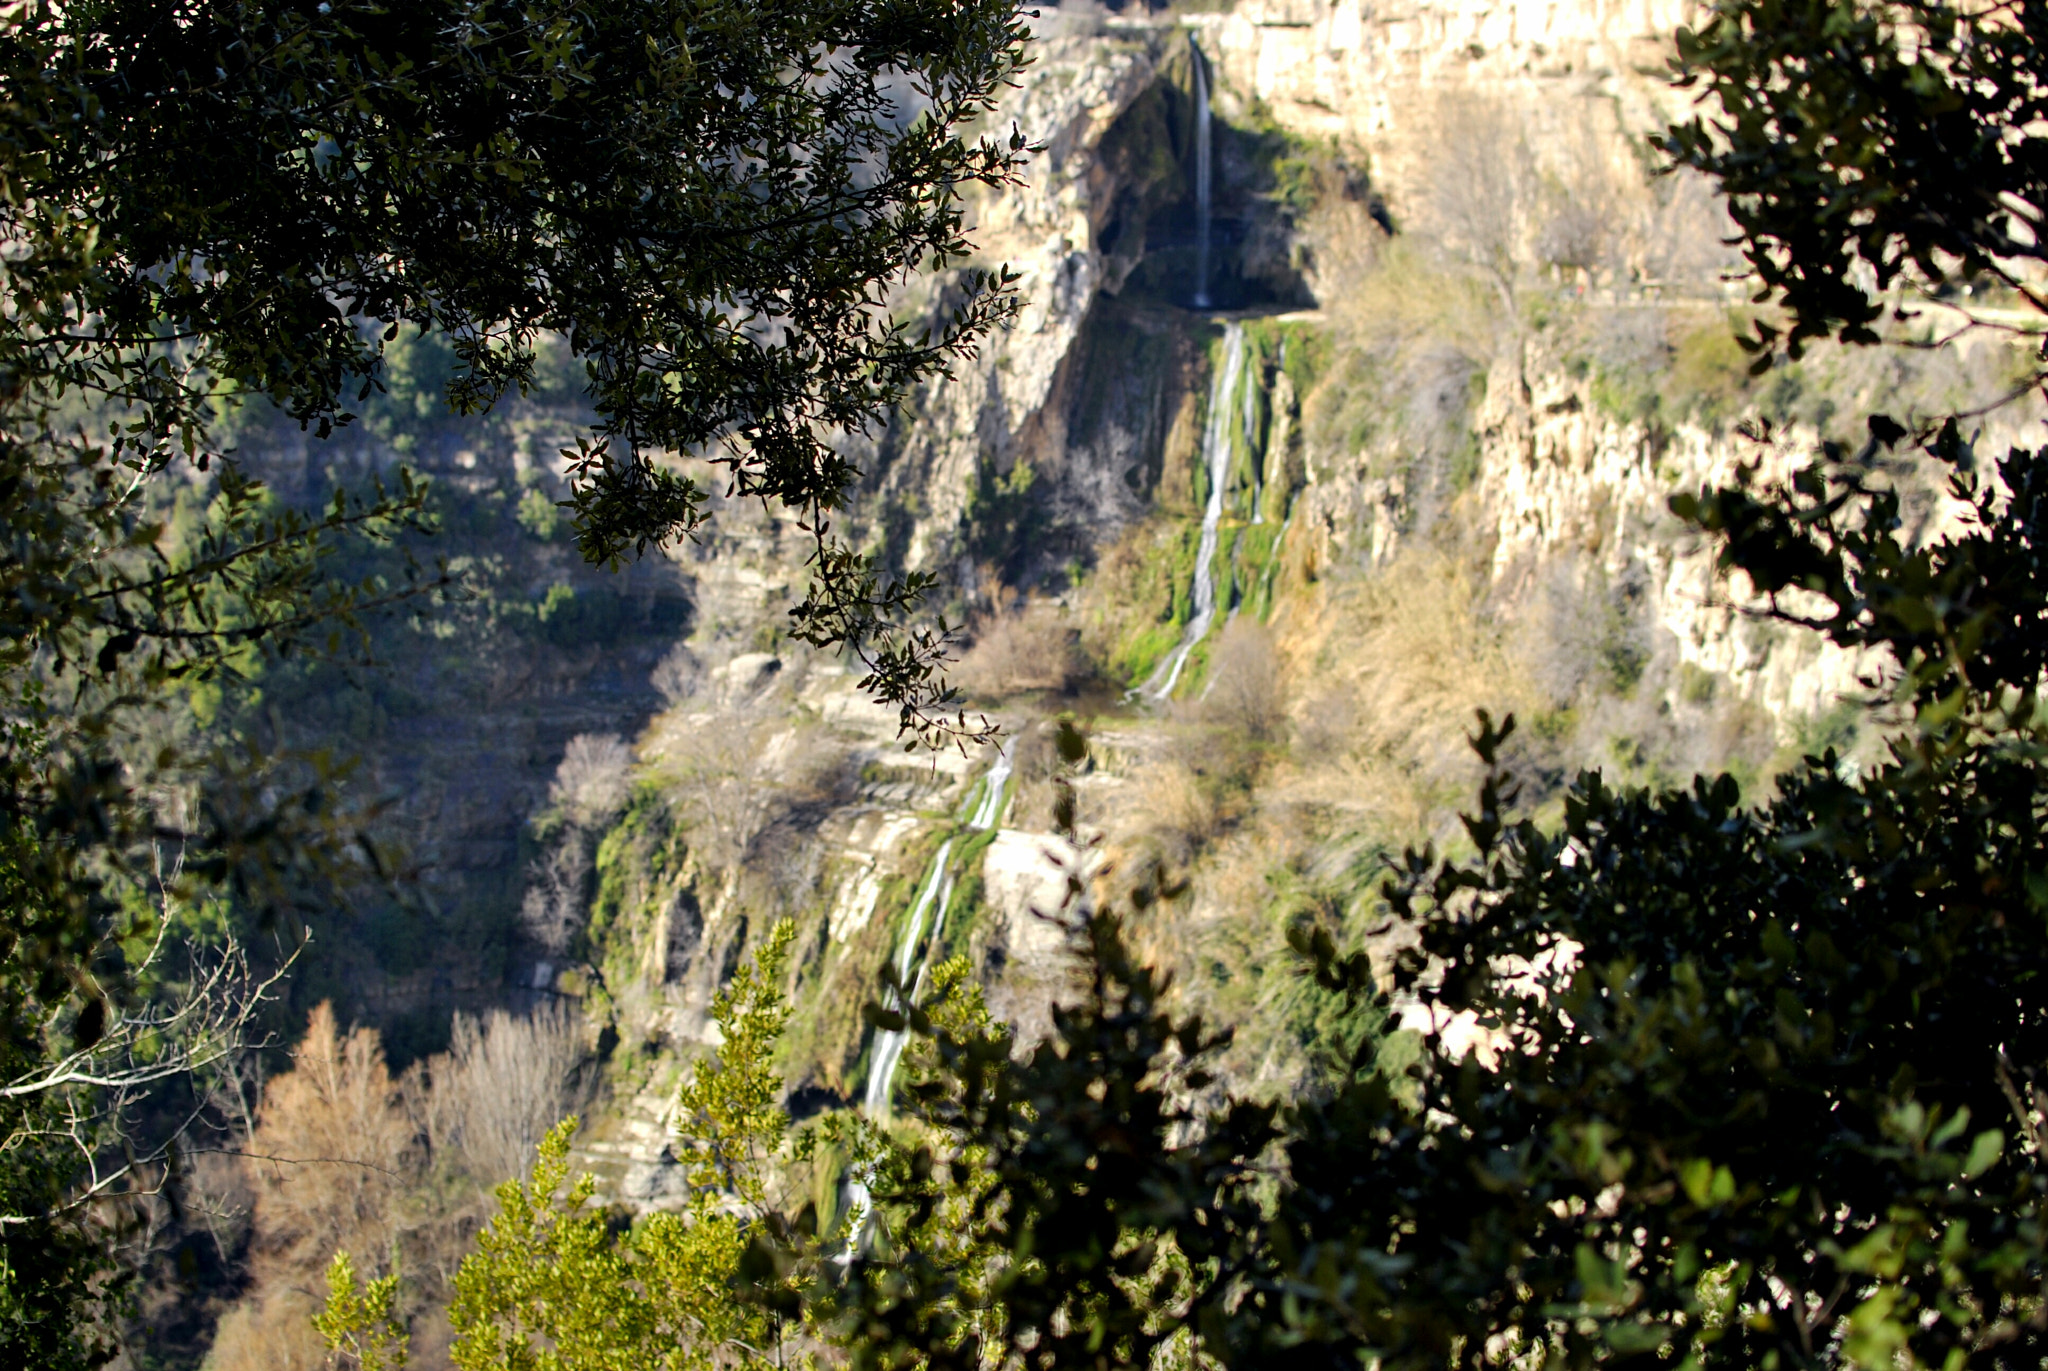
{"left": 206, "top": 1000, "right": 590, "bottom": 1369}
{"left": 550, "top": 732, "right": 634, "bottom": 827}
{"left": 956, "top": 608, "right": 1079, "bottom": 698}
{"left": 438, "top": 1001, "right": 585, "bottom": 1186}
{"left": 1416, "top": 95, "right": 1533, "bottom": 319}
{"left": 651, "top": 642, "right": 704, "bottom": 705}
{"left": 520, "top": 836, "right": 594, "bottom": 961}
{"left": 519, "top": 733, "right": 634, "bottom": 958}
{"left": 242, "top": 1004, "right": 412, "bottom": 1269}
{"left": 1200, "top": 617, "right": 1284, "bottom": 741}
{"left": 0, "top": 917, "right": 290, "bottom": 1228}
{"left": 665, "top": 719, "right": 782, "bottom": 874}
{"left": 206, "top": 1003, "right": 413, "bottom": 1371}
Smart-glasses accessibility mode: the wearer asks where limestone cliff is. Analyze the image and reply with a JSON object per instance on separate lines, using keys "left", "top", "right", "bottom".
{"left": 535, "top": 1, "right": 2044, "bottom": 1194}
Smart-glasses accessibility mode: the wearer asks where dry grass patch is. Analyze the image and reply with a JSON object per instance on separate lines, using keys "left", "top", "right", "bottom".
{"left": 1277, "top": 550, "right": 1540, "bottom": 842}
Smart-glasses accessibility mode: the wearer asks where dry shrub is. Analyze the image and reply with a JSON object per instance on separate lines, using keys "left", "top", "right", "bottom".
{"left": 1126, "top": 758, "right": 1218, "bottom": 866}
{"left": 523, "top": 733, "right": 634, "bottom": 956}
{"left": 650, "top": 642, "right": 702, "bottom": 704}
{"left": 1200, "top": 618, "right": 1283, "bottom": 741}
{"left": 437, "top": 1001, "right": 584, "bottom": 1186}
{"left": 1318, "top": 237, "right": 1503, "bottom": 371}
{"left": 1508, "top": 555, "right": 1625, "bottom": 707}
{"left": 661, "top": 720, "right": 778, "bottom": 872}
{"left": 520, "top": 831, "right": 593, "bottom": 959}
{"left": 551, "top": 732, "right": 633, "bottom": 827}
{"left": 207, "top": 1002, "right": 591, "bottom": 1369}
{"left": 244, "top": 1004, "right": 410, "bottom": 1273}
{"left": 956, "top": 608, "right": 1077, "bottom": 699}
{"left": 207, "top": 1003, "right": 411, "bottom": 1371}
{"left": 1301, "top": 240, "right": 1497, "bottom": 521}
{"left": 204, "top": 1285, "right": 327, "bottom": 1371}
{"left": 1281, "top": 552, "right": 1539, "bottom": 839}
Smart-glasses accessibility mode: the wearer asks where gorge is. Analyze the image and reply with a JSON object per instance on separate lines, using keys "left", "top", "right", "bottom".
{"left": 168, "top": 3, "right": 2045, "bottom": 1365}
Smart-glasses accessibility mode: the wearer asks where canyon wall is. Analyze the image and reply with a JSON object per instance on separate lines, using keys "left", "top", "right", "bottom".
{"left": 345, "top": 1, "right": 2047, "bottom": 1197}
{"left": 187, "top": 10, "right": 2048, "bottom": 1364}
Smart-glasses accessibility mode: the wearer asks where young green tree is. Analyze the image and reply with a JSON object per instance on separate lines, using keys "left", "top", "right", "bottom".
{"left": 425, "top": 920, "right": 819, "bottom": 1371}
{"left": 316, "top": 1252, "right": 411, "bottom": 1371}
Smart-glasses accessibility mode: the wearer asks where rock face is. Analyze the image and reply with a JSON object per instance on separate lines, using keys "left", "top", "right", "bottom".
{"left": 548, "top": 1, "right": 2043, "bottom": 1196}
{"left": 1199, "top": 0, "right": 1699, "bottom": 147}
{"left": 855, "top": 19, "right": 1186, "bottom": 587}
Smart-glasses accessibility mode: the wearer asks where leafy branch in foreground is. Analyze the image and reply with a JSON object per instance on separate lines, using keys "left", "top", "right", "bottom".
{"left": 3, "top": 0, "right": 1034, "bottom": 1353}
{"left": 786, "top": 547, "right": 995, "bottom": 753}
{"left": 1662, "top": 0, "right": 2048, "bottom": 365}
{"left": 0, "top": 403, "right": 443, "bottom": 1363}
{"left": 3, "top": 0, "right": 1036, "bottom": 742}
{"left": 1234, "top": 415, "right": 2048, "bottom": 1371}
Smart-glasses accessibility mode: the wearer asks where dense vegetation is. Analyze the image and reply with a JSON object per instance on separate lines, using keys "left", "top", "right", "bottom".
{"left": 324, "top": 1, "right": 2048, "bottom": 1368}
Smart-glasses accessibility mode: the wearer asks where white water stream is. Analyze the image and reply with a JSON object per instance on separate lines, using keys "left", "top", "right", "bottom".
{"left": 1191, "top": 39, "right": 1214, "bottom": 309}
{"left": 1144, "top": 321, "right": 1244, "bottom": 701}
{"left": 841, "top": 740, "right": 1015, "bottom": 1248}
{"left": 861, "top": 738, "right": 1015, "bottom": 1117}
{"left": 859, "top": 837, "right": 954, "bottom": 1117}
{"left": 1245, "top": 325, "right": 1264, "bottom": 524}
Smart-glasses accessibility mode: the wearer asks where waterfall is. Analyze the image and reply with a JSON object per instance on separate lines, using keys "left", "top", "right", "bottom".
{"left": 1144, "top": 322, "right": 1244, "bottom": 701}
{"left": 965, "top": 735, "right": 1015, "bottom": 831}
{"left": 859, "top": 837, "right": 954, "bottom": 1117}
{"left": 1246, "top": 329, "right": 1263, "bottom": 524}
{"left": 1191, "top": 38, "right": 1213, "bottom": 310}
{"left": 857, "top": 738, "right": 1016, "bottom": 1121}
{"left": 840, "top": 740, "right": 1015, "bottom": 1250}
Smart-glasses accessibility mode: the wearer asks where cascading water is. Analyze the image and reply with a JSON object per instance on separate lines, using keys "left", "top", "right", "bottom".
{"left": 964, "top": 735, "right": 1016, "bottom": 832}
{"left": 840, "top": 739, "right": 1016, "bottom": 1247}
{"left": 1190, "top": 37, "right": 1213, "bottom": 310}
{"left": 1143, "top": 322, "right": 1244, "bottom": 701}
{"left": 859, "top": 837, "right": 955, "bottom": 1117}
{"left": 857, "top": 737, "right": 1016, "bottom": 1119}
{"left": 1245, "top": 326, "right": 1264, "bottom": 524}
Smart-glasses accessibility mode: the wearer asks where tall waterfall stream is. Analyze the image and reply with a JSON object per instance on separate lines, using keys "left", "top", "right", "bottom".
{"left": 848, "top": 34, "right": 1229, "bottom": 1232}
{"left": 1190, "top": 38, "right": 1213, "bottom": 309}
{"left": 1144, "top": 320, "right": 1244, "bottom": 701}
{"left": 842, "top": 739, "right": 1017, "bottom": 1244}
{"left": 860, "top": 737, "right": 1014, "bottom": 1118}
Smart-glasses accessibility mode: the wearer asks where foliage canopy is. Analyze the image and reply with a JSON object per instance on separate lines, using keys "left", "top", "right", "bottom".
{"left": 130, "top": 0, "right": 2048, "bottom": 1367}
{"left": 1, "top": 0, "right": 1032, "bottom": 739}
{"left": 1662, "top": 0, "right": 2048, "bottom": 366}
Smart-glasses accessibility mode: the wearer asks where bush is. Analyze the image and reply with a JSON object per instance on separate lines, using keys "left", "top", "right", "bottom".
{"left": 435, "top": 1003, "right": 586, "bottom": 1189}
{"left": 956, "top": 608, "right": 1079, "bottom": 699}
{"left": 549, "top": 733, "right": 633, "bottom": 828}
{"left": 1199, "top": 617, "right": 1284, "bottom": 741}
